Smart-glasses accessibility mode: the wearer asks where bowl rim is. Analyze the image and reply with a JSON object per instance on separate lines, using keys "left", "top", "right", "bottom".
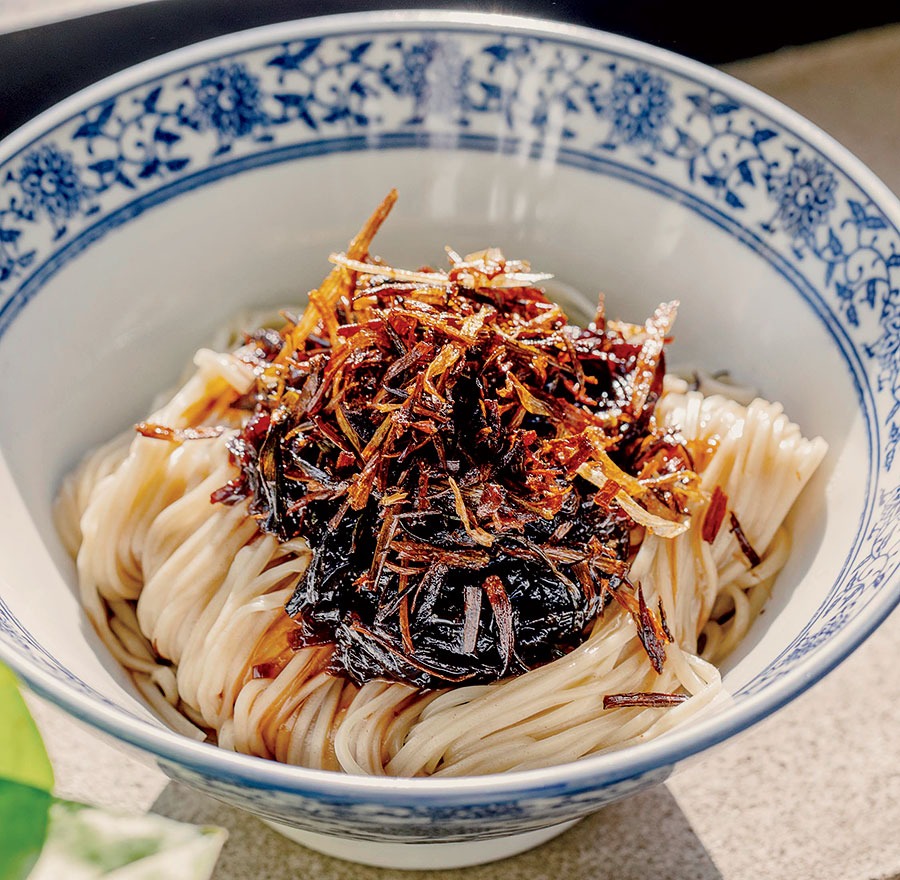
{"left": 1, "top": 8, "right": 898, "bottom": 803}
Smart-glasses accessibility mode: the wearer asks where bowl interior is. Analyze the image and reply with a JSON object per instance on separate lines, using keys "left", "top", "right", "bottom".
{"left": 0, "top": 14, "right": 896, "bottom": 790}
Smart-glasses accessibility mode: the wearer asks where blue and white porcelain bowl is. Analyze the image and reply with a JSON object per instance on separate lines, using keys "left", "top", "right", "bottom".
{"left": 1, "top": 11, "right": 898, "bottom": 870}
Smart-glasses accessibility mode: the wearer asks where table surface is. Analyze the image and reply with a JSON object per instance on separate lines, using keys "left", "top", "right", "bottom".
{"left": 13, "top": 18, "right": 900, "bottom": 880}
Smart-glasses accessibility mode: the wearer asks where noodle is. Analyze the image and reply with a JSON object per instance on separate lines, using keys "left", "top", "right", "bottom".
{"left": 57, "top": 348, "right": 825, "bottom": 774}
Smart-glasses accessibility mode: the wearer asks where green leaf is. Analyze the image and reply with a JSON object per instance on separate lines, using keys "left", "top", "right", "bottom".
{"left": 0, "top": 663, "right": 53, "bottom": 793}
{"left": 0, "top": 664, "right": 226, "bottom": 879}
{"left": 0, "top": 780, "right": 53, "bottom": 880}
{"left": 30, "top": 801, "right": 228, "bottom": 879}
{"left": 0, "top": 664, "right": 54, "bottom": 879}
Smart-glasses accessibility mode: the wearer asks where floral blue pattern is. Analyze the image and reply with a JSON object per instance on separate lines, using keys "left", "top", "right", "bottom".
{"left": 0, "top": 144, "right": 90, "bottom": 279}
{"left": 158, "top": 759, "right": 669, "bottom": 841}
{"left": 772, "top": 156, "right": 837, "bottom": 239}
{"left": 0, "top": 20, "right": 897, "bottom": 839}
{"left": 605, "top": 68, "right": 672, "bottom": 145}
{"left": 17, "top": 145, "right": 87, "bottom": 230}
{"left": 381, "top": 38, "right": 440, "bottom": 117}
{"left": 188, "top": 63, "right": 268, "bottom": 146}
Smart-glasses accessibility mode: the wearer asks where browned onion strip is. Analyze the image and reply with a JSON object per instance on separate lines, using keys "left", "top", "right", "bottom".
{"left": 702, "top": 485, "right": 729, "bottom": 543}
{"left": 637, "top": 585, "right": 668, "bottom": 674}
{"left": 629, "top": 300, "right": 678, "bottom": 416}
{"left": 448, "top": 476, "right": 494, "bottom": 547}
{"left": 602, "top": 692, "right": 689, "bottom": 709}
{"left": 729, "top": 511, "right": 761, "bottom": 567}
{"left": 609, "top": 584, "right": 669, "bottom": 674}
{"left": 329, "top": 253, "right": 453, "bottom": 286}
{"left": 462, "top": 584, "right": 482, "bottom": 655}
{"left": 280, "top": 188, "right": 398, "bottom": 358}
{"left": 135, "top": 422, "right": 225, "bottom": 442}
{"left": 483, "top": 575, "right": 515, "bottom": 673}
{"left": 575, "top": 470, "right": 688, "bottom": 538}
{"left": 507, "top": 373, "right": 556, "bottom": 418}
{"left": 399, "top": 594, "right": 414, "bottom": 654}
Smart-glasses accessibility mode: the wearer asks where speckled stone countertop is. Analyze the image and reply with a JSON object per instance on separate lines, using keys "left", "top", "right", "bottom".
{"left": 22, "top": 23, "right": 900, "bottom": 880}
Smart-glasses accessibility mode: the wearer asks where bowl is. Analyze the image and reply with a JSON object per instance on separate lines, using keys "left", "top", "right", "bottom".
{"left": 1, "top": 10, "right": 898, "bottom": 871}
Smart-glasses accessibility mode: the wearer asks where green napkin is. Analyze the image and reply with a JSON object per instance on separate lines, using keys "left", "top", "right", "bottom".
{"left": 0, "top": 664, "right": 227, "bottom": 880}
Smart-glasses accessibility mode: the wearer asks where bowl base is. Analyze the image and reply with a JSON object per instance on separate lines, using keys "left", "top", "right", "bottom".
{"left": 262, "top": 818, "right": 580, "bottom": 869}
